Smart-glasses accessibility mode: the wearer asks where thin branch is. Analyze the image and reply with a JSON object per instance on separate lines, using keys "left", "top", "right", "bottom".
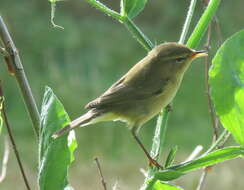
{"left": 0, "top": 136, "right": 10, "bottom": 183}
{"left": 0, "top": 83, "right": 31, "bottom": 190}
{"left": 179, "top": 0, "right": 198, "bottom": 44}
{"left": 204, "top": 22, "right": 219, "bottom": 141}
{"left": 196, "top": 3, "right": 225, "bottom": 188}
{"left": 213, "top": 16, "right": 223, "bottom": 47}
{"left": 196, "top": 168, "right": 208, "bottom": 190}
{"left": 203, "top": 129, "right": 229, "bottom": 156}
{"left": 94, "top": 157, "right": 107, "bottom": 190}
{"left": 124, "top": 18, "right": 154, "bottom": 51}
{"left": 0, "top": 16, "right": 40, "bottom": 137}
{"left": 184, "top": 145, "right": 203, "bottom": 163}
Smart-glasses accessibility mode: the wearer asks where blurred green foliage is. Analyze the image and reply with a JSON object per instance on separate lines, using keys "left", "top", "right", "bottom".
{"left": 0, "top": 0, "right": 244, "bottom": 189}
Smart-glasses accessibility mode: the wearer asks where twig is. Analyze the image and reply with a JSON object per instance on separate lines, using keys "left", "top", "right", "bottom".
{"left": 0, "top": 82, "right": 31, "bottom": 190}
{"left": 0, "top": 136, "right": 10, "bottom": 183}
{"left": 196, "top": 168, "right": 208, "bottom": 190}
{"left": 203, "top": 129, "right": 229, "bottom": 155}
{"left": 124, "top": 18, "right": 154, "bottom": 51}
{"left": 179, "top": 0, "right": 198, "bottom": 44}
{"left": 213, "top": 16, "right": 223, "bottom": 47}
{"left": 184, "top": 145, "right": 203, "bottom": 163}
{"left": 94, "top": 157, "right": 107, "bottom": 190}
{"left": 0, "top": 16, "right": 40, "bottom": 137}
{"left": 204, "top": 22, "right": 219, "bottom": 141}
{"left": 196, "top": 1, "right": 224, "bottom": 188}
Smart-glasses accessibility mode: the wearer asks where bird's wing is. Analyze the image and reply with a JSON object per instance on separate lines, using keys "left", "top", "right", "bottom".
{"left": 85, "top": 55, "right": 167, "bottom": 109}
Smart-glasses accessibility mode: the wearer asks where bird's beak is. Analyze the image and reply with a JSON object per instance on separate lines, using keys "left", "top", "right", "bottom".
{"left": 190, "top": 50, "right": 208, "bottom": 59}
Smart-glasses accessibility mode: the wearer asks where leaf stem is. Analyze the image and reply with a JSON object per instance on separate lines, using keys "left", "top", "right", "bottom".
{"left": 84, "top": 0, "right": 123, "bottom": 21}
{"left": 123, "top": 18, "right": 154, "bottom": 51}
{"left": 0, "top": 16, "right": 40, "bottom": 137}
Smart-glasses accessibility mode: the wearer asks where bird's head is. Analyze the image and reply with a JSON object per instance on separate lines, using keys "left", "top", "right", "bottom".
{"left": 149, "top": 42, "right": 207, "bottom": 74}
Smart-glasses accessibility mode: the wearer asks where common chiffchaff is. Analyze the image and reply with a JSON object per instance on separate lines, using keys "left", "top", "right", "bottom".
{"left": 53, "top": 42, "right": 207, "bottom": 168}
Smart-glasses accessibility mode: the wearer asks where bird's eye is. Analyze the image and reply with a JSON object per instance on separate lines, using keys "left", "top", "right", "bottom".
{"left": 175, "top": 57, "right": 186, "bottom": 63}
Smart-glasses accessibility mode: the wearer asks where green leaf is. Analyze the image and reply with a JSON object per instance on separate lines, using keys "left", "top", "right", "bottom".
{"left": 121, "top": 0, "right": 147, "bottom": 18}
{"left": 153, "top": 181, "right": 183, "bottom": 190}
{"left": 209, "top": 30, "right": 244, "bottom": 145}
{"left": 38, "top": 87, "right": 77, "bottom": 190}
{"left": 165, "top": 146, "right": 178, "bottom": 168}
{"left": 155, "top": 169, "right": 183, "bottom": 181}
{"left": 155, "top": 147, "right": 244, "bottom": 181}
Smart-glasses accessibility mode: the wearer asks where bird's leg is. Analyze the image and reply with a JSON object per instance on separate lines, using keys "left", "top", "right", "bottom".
{"left": 131, "top": 127, "right": 163, "bottom": 169}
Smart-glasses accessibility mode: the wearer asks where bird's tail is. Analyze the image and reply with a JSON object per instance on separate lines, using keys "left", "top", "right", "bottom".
{"left": 52, "top": 110, "right": 100, "bottom": 139}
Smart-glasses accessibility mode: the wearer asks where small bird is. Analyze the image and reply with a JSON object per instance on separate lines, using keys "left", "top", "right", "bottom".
{"left": 53, "top": 42, "right": 207, "bottom": 168}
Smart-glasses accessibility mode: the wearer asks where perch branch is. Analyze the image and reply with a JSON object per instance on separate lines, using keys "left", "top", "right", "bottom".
{"left": 0, "top": 16, "right": 39, "bottom": 137}
{"left": 0, "top": 82, "right": 31, "bottom": 190}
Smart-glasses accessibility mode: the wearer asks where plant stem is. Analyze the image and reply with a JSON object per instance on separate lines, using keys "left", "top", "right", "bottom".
{"left": 123, "top": 18, "right": 154, "bottom": 51}
{"left": 186, "top": 0, "right": 222, "bottom": 49}
{"left": 84, "top": 0, "right": 122, "bottom": 21}
{"left": 0, "top": 16, "right": 40, "bottom": 137}
{"left": 94, "top": 157, "right": 107, "bottom": 190}
{"left": 203, "top": 129, "right": 229, "bottom": 155}
{"left": 0, "top": 136, "right": 10, "bottom": 183}
{"left": 196, "top": 169, "right": 208, "bottom": 190}
{"left": 150, "top": 109, "right": 169, "bottom": 161}
{"left": 141, "top": 1, "right": 199, "bottom": 188}
{"left": 179, "top": 0, "right": 198, "bottom": 44}
{"left": 150, "top": 0, "right": 198, "bottom": 167}
{"left": 0, "top": 83, "right": 31, "bottom": 190}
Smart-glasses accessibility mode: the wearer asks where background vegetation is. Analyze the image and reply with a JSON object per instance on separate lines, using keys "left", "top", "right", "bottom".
{"left": 0, "top": 0, "right": 244, "bottom": 189}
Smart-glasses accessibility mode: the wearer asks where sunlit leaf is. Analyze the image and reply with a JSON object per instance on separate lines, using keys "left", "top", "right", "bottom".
{"left": 155, "top": 170, "right": 183, "bottom": 181}
{"left": 155, "top": 147, "right": 244, "bottom": 181}
{"left": 121, "top": 0, "right": 147, "bottom": 18}
{"left": 209, "top": 30, "right": 244, "bottom": 145}
{"left": 165, "top": 146, "right": 178, "bottom": 168}
{"left": 153, "top": 181, "right": 183, "bottom": 190}
{"left": 38, "top": 87, "right": 77, "bottom": 190}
